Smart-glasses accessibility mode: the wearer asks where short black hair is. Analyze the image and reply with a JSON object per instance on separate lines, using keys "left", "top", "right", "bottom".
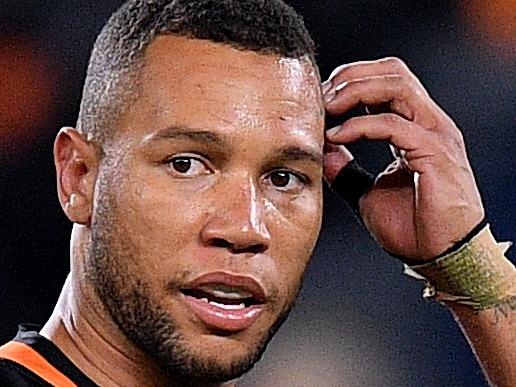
{"left": 77, "top": 0, "right": 317, "bottom": 145}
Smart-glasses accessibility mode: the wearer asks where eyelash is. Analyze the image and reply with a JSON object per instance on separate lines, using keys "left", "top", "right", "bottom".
{"left": 165, "top": 155, "right": 212, "bottom": 177}
{"left": 265, "top": 169, "right": 309, "bottom": 191}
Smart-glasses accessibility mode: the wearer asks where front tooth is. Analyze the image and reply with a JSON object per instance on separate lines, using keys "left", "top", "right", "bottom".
{"left": 200, "top": 298, "right": 209, "bottom": 303}
{"left": 209, "top": 301, "right": 246, "bottom": 310}
{"left": 211, "top": 289, "right": 245, "bottom": 299}
{"left": 200, "top": 286, "right": 252, "bottom": 300}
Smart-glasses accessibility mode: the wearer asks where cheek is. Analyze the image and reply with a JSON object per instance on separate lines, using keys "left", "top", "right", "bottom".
{"left": 269, "top": 187, "right": 323, "bottom": 246}
{"left": 267, "top": 189, "right": 323, "bottom": 289}
{"left": 108, "top": 166, "right": 209, "bottom": 267}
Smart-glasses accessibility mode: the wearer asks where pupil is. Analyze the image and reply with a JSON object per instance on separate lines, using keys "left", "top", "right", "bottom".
{"left": 173, "top": 158, "right": 191, "bottom": 173}
{"left": 271, "top": 172, "right": 290, "bottom": 187}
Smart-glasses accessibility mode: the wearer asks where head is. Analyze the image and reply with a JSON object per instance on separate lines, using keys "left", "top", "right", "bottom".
{"left": 55, "top": 0, "right": 324, "bottom": 384}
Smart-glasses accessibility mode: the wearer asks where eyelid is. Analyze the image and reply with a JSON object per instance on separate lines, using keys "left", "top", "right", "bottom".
{"left": 264, "top": 168, "right": 310, "bottom": 193}
{"left": 164, "top": 151, "right": 210, "bottom": 163}
{"left": 267, "top": 168, "right": 310, "bottom": 183}
{"left": 164, "top": 153, "right": 214, "bottom": 175}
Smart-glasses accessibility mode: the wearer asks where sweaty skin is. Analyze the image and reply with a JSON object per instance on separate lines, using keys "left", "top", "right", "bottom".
{"left": 43, "top": 36, "right": 324, "bottom": 387}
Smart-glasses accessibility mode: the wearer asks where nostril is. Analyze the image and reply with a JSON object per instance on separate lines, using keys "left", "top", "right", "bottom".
{"left": 212, "top": 238, "right": 233, "bottom": 249}
{"left": 231, "top": 243, "right": 267, "bottom": 255}
{"left": 210, "top": 238, "right": 267, "bottom": 255}
{"left": 248, "top": 244, "right": 267, "bottom": 255}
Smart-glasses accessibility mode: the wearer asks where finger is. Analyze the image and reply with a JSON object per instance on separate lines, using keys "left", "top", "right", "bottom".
{"left": 326, "top": 113, "right": 431, "bottom": 154}
{"left": 325, "top": 104, "right": 368, "bottom": 130}
{"left": 326, "top": 57, "right": 410, "bottom": 86}
{"left": 323, "top": 141, "right": 349, "bottom": 155}
{"left": 325, "top": 75, "right": 434, "bottom": 123}
{"left": 323, "top": 142, "right": 375, "bottom": 220}
{"left": 323, "top": 143, "right": 354, "bottom": 183}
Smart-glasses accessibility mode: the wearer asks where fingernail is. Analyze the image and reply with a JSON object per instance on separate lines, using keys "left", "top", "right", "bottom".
{"left": 335, "top": 81, "right": 348, "bottom": 91}
{"left": 326, "top": 126, "right": 340, "bottom": 136}
{"left": 324, "top": 88, "right": 336, "bottom": 104}
{"left": 322, "top": 80, "right": 332, "bottom": 94}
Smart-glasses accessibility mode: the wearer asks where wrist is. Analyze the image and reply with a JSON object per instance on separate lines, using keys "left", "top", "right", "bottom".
{"left": 404, "top": 224, "right": 516, "bottom": 311}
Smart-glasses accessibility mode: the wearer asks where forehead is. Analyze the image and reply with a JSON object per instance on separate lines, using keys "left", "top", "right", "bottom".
{"left": 118, "top": 35, "right": 324, "bottom": 147}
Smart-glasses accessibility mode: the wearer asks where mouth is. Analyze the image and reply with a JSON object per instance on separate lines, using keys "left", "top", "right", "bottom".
{"left": 180, "top": 272, "right": 266, "bottom": 334}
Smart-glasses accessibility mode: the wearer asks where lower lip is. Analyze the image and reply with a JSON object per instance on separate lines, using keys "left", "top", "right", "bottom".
{"left": 183, "top": 295, "right": 263, "bottom": 333}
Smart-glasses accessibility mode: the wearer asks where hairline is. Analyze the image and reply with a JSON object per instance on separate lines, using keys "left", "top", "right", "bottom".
{"left": 77, "top": 33, "right": 320, "bottom": 152}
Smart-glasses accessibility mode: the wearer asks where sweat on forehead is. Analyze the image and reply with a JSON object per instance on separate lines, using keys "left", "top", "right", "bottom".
{"left": 76, "top": 0, "right": 318, "bottom": 146}
{"left": 140, "top": 35, "right": 321, "bottom": 109}
{"left": 114, "top": 35, "right": 324, "bottom": 152}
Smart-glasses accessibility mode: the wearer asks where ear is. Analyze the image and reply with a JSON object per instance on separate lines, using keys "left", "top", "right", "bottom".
{"left": 54, "top": 127, "right": 99, "bottom": 225}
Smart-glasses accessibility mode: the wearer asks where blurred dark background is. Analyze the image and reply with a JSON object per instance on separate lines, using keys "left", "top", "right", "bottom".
{"left": 1, "top": 1, "right": 514, "bottom": 386}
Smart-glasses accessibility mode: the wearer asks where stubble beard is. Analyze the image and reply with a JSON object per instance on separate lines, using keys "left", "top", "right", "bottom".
{"left": 84, "top": 190, "right": 300, "bottom": 384}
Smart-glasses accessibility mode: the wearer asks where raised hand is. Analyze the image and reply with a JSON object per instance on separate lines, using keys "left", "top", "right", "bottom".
{"left": 323, "top": 57, "right": 485, "bottom": 261}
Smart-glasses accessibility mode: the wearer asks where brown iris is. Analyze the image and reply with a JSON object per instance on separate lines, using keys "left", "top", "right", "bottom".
{"left": 172, "top": 158, "right": 191, "bottom": 173}
{"left": 270, "top": 171, "right": 290, "bottom": 187}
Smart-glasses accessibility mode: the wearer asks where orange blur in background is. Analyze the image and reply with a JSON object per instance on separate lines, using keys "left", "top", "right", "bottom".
{"left": 0, "top": 35, "right": 58, "bottom": 161}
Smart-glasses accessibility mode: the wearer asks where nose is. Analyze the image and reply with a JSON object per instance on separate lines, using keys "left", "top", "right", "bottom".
{"left": 200, "top": 179, "right": 271, "bottom": 255}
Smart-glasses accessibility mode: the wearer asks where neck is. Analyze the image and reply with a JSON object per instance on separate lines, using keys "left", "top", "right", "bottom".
{"left": 40, "top": 225, "right": 235, "bottom": 387}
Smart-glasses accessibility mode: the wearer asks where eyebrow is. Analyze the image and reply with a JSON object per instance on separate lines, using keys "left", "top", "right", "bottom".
{"left": 146, "top": 126, "right": 322, "bottom": 165}
{"left": 273, "top": 146, "right": 323, "bottom": 166}
{"left": 146, "top": 126, "right": 228, "bottom": 147}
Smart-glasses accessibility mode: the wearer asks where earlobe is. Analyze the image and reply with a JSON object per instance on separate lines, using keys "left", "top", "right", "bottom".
{"left": 64, "top": 193, "right": 91, "bottom": 225}
{"left": 54, "top": 127, "right": 98, "bottom": 225}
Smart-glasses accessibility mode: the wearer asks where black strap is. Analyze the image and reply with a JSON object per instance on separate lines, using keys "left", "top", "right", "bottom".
{"left": 329, "top": 159, "right": 375, "bottom": 220}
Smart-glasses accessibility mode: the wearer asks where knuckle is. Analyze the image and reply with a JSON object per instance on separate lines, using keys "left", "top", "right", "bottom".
{"left": 382, "top": 56, "right": 407, "bottom": 70}
{"left": 449, "top": 128, "right": 466, "bottom": 149}
{"left": 344, "top": 115, "right": 365, "bottom": 128}
{"left": 438, "top": 118, "right": 465, "bottom": 144}
{"left": 438, "top": 133, "right": 467, "bottom": 163}
{"left": 452, "top": 126, "right": 465, "bottom": 142}
{"left": 389, "top": 74, "right": 408, "bottom": 94}
{"left": 382, "top": 113, "right": 402, "bottom": 125}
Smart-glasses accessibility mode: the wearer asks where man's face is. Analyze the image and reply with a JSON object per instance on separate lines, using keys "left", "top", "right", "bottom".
{"left": 87, "top": 35, "right": 324, "bottom": 383}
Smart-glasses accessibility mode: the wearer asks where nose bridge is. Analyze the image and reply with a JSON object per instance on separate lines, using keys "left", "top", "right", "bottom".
{"left": 225, "top": 175, "right": 270, "bottom": 240}
{"left": 235, "top": 178, "right": 261, "bottom": 233}
{"left": 202, "top": 174, "right": 271, "bottom": 251}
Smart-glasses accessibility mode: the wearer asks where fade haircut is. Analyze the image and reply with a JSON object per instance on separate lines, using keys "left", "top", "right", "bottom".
{"left": 77, "top": 0, "right": 317, "bottom": 146}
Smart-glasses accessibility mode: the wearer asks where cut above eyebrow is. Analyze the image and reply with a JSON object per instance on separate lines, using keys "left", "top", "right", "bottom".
{"left": 148, "top": 126, "right": 228, "bottom": 147}
{"left": 273, "top": 146, "right": 323, "bottom": 166}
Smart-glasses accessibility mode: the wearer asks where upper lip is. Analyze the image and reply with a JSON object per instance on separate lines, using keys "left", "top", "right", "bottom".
{"left": 182, "top": 271, "right": 266, "bottom": 303}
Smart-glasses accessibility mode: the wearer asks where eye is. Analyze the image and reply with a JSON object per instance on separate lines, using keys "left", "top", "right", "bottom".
{"left": 266, "top": 170, "right": 307, "bottom": 192}
{"left": 167, "top": 156, "right": 211, "bottom": 177}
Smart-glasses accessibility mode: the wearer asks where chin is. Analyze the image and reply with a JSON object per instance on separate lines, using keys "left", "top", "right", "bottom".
{"left": 160, "top": 327, "right": 269, "bottom": 382}
{"left": 162, "top": 346, "right": 261, "bottom": 383}
{"left": 195, "top": 328, "right": 266, "bottom": 360}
